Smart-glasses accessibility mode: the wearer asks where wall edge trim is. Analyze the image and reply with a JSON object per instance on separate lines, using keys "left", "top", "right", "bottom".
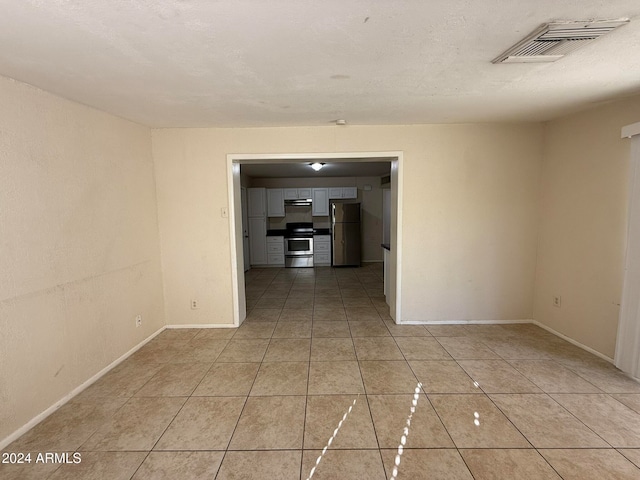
{"left": 166, "top": 324, "right": 236, "bottom": 329}
{"left": 532, "top": 320, "right": 614, "bottom": 363}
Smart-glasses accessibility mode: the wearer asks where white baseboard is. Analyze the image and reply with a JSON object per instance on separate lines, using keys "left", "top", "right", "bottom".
{"left": 532, "top": 320, "right": 614, "bottom": 364}
{"left": 398, "top": 318, "right": 615, "bottom": 365}
{"left": 397, "top": 319, "right": 533, "bottom": 326}
{"left": 166, "top": 324, "right": 236, "bottom": 329}
{"left": 0, "top": 326, "right": 166, "bottom": 451}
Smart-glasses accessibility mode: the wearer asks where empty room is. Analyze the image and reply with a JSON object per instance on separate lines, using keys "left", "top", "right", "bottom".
{"left": 3, "top": 1, "right": 640, "bottom": 479}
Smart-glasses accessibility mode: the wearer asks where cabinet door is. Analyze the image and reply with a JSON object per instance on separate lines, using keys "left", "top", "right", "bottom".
{"left": 283, "top": 188, "right": 299, "bottom": 200}
{"left": 248, "top": 188, "right": 266, "bottom": 217}
{"left": 249, "top": 217, "right": 267, "bottom": 265}
{"left": 298, "top": 187, "right": 312, "bottom": 198}
{"left": 267, "top": 189, "right": 285, "bottom": 217}
{"left": 312, "top": 188, "right": 329, "bottom": 216}
{"left": 328, "top": 187, "right": 343, "bottom": 199}
{"left": 342, "top": 187, "right": 357, "bottom": 199}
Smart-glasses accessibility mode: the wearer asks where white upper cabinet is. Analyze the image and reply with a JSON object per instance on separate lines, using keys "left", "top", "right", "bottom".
{"left": 248, "top": 188, "right": 266, "bottom": 217}
{"left": 267, "top": 188, "right": 285, "bottom": 217}
{"left": 312, "top": 188, "right": 329, "bottom": 216}
{"left": 328, "top": 187, "right": 343, "bottom": 199}
{"left": 342, "top": 186, "right": 357, "bottom": 199}
{"left": 284, "top": 187, "right": 312, "bottom": 199}
{"left": 283, "top": 188, "right": 298, "bottom": 200}
{"left": 328, "top": 187, "right": 357, "bottom": 199}
{"left": 298, "top": 187, "right": 312, "bottom": 198}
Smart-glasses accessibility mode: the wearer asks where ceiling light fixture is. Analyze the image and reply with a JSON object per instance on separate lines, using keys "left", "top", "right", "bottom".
{"left": 310, "top": 162, "right": 325, "bottom": 171}
{"left": 336, "top": 119, "right": 347, "bottom": 126}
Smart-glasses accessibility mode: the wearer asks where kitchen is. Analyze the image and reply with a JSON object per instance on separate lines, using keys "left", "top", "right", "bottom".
{"left": 239, "top": 160, "right": 392, "bottom": 309}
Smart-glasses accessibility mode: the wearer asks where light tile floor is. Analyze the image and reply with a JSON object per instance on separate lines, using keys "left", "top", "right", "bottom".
{"left": 3, "top": 265, "right": 640, "bottom": 479}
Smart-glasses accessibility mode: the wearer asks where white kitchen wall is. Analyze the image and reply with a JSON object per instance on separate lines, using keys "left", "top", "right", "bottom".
{"left": 0, "top": 76, "right": 165, "bottom": 443}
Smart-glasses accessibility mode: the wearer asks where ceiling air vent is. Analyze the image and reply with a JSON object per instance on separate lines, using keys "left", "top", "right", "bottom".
{"left": 492, "top": 19, "right": 629, "bottom": 64}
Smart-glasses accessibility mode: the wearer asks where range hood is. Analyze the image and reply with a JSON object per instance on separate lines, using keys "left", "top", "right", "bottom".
{"left": 285, "top": 198, "right": 312, "bottom": 206}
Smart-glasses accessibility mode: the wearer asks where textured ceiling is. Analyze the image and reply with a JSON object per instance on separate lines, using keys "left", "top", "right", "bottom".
{"left": 1, "top": 1, "right": 639, "bottom": 128}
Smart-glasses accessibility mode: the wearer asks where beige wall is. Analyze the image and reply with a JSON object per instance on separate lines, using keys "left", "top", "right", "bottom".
{"left": 0, "top": 76, "right": 165, "bottom": 442}
{"left": 152, "top": 123, "right": 543, "bottom": 325}
{"left": 250, "top": 176, "right": 386, "bottom": 262}
{"left": 534, "top": 96, "right": 640, "bottom": 358}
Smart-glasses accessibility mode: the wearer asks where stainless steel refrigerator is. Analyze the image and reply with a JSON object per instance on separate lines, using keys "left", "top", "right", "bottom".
{"left": 331, "top": 202, "right": 361, "bottom": 266}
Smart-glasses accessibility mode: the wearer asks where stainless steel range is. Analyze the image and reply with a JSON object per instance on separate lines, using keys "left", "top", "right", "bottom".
{"left": 284, "top": 222, "right": 314, "bottom": 268}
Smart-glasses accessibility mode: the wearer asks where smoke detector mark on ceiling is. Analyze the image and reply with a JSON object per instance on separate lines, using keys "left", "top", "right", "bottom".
{"left": 493, "top": 19, "right": 630, "bottom": 64}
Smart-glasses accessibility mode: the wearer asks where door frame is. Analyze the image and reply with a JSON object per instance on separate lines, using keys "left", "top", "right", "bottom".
{"left": 226, "top": 152, "right": 404, "bottom": 327}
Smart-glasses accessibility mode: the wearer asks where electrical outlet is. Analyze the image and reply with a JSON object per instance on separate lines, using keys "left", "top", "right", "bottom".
{"left": 553, "top": 295, "right": 562, "bottom": 308}
{"left": 191, "top": 299, "right": 199, "bottom": 310}
{"left": 135, "top": 314, "right": 142, "bottom": 327}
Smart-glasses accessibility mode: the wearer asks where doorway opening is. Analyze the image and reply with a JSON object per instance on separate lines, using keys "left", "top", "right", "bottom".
{"left": 226, "top": 152, "right": 403, "bottom": 327}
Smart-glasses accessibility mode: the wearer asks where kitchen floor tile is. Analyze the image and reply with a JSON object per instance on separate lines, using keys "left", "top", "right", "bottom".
{"left": 313, "top": 307, "right": 347, "bottom": 321}
{"left": 249, "top": 361, "right": 309, "bottom": 396}
{"left": 457, "top": 360, "right": 542, "bottom": 393}
{"left": 348, "top": 319, "right": 391, "bottom": 337}
{"left": 301, "top": 449, "right": 386, "bottom": 480}
{"left": 395, "top": 337, "right": 452, "bottom": 360}
{"left": 380, "top": 449, "right": 473, "bottom": 480}
{"left": 311, "top": 337, "right": 356, "bottom": 361}
{"left": 429, "top": 394, "right": 530, "bottom": 448}
{"left": 131, "top": 451, "right": 224, "bottom": 480}
{"left": 540, "top": 449, "right": 640, "bottom": 480}
{"left": 359, "top": 360, "right": 419, "bottom": 394}
{"left": 308, "top": 361, "right": 365, "bottom": 395}
{"left": 134, "top": 363, "right": 211, "bottom": 397}
{"left": 509, "top": 360, "right": 602, "bottom": 393}
{"left": 436, "top": 336, "right": 501, "bottom": 360}
{"left": 368, "top": 394, "right": 454, "bottom": 448}
{"left": 353, "top": 336, "right": 404, "bottom": 360}
{"left": 81, "top": 397, "right": 186, "bottom": 451}
{"left": 216, "top": 450, "right": 301, "bottom": 480}
{"left": 489, "top": 394, "right": 608, "bottom": 448}
{"left": 278, "top": 309, "right": 313, "bottom": 322}
{"left": 263, "top": 338, "right": 311, "bottom": 362}
{"left": 312, "top": 321, "right": 352, "bottom": 337}
{"left": 154, "top": 397, "right": 245, "bottom": 450}
{"left": 228, "top": 396, "right": 306, "bottom": 450}
{"left": 551, "top": 394, "right": 640, "bottom": 447}
{"left": 304, "top": 395, "right": 378, "bottom": 449}
{"left": 409, "top": 360, "right": 479, "bottom": 393}
{"left": 47, "top": 451, "right": 147, "bottom": 480}
{"left": 232, "top": 322, "right": 276, "bottom": 339}
{"left": 460, "top": 449, "right": 561, "bottom": 480}
{"left": 191, "top": 362, "right": 259, "bottom": 396}
{"left": 216, "top": 339, "right": 269, "bottom": 362}
{"left": 272, "top": 320, "right": 312, "bottom": 338}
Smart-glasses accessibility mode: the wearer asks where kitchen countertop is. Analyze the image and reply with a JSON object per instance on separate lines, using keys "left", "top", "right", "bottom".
{"left": 381, "top": 243, "right": 390, "bottom": 251}
{"left": 266, "top": 229, "right": 287, "bottom": 236}
{"left": 313, "top": 228, "right": 331, "bottom": 235}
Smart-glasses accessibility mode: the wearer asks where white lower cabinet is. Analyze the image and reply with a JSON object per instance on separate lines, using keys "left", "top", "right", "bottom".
{"left": 267, "top": 236, "right": 285, "bottom": 266}
{"left": 314, "top": 235, "right": 331, "bottom": 266}
{"left": 249, "top": 217, "right": 267, "bottom": 265}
